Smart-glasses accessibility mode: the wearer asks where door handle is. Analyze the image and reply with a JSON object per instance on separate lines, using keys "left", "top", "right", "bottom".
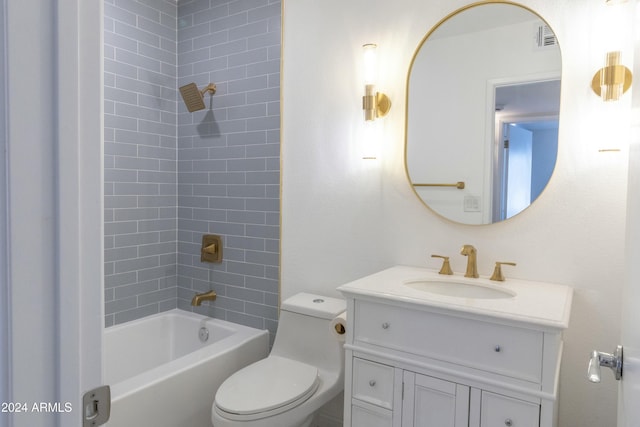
{"left": 588, "top": 345, "right": 623, "bottom": 382}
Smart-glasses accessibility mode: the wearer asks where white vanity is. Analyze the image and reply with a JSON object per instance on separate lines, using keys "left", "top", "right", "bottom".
{"left": 337, "top": 265, "right": 572, "bottom": 427}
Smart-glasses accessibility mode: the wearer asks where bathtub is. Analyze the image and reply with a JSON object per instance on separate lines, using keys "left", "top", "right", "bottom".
{"left": 103, "top": 309, "right": 269, "bottom": 427}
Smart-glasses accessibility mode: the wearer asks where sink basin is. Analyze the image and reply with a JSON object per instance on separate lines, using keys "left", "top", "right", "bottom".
{"left": 404, "top": 279, "right": 516, "bottom": 299}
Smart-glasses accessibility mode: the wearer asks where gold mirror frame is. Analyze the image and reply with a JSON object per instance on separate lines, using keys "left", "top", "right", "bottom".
{"left": 404, "top": 1, "right": 562, "bottom": 226}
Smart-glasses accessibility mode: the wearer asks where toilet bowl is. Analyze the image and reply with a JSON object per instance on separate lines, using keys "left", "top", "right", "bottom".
{"left": 212, "top": 293, "right": 346, "bottom": 427}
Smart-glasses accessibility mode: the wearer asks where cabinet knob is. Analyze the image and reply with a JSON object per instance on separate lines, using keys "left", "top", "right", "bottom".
{"left": 495, "top": 345, "right": 502, "bottom": 352}
{"left": 504, "top": 418, "right": 513, "bottom": 426}
{"left": 382, "top": 322, "right": 390, "bottom": 329}
{"left": 369, "top": 380, "right": 376, "bottom": 387}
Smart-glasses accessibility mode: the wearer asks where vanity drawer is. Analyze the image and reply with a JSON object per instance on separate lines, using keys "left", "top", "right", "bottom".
{"left": 480, "top": 391, "right": 540, "bottom": 427}
{"left": 351, "top": 402, "right": 393, "bottom": 427}
{"left": 354, "top": 301, "right": 543, "bottom": 383}
{"left": 352, "top": 358, "right": 395, "bottom": 410}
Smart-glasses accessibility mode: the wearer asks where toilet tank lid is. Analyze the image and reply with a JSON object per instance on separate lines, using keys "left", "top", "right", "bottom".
{"left": 281, "top": 293, "right": 346, "bottom": 319}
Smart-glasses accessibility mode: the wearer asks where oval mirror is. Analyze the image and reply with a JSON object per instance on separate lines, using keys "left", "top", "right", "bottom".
{"left": 405, "top": 3, "right": 561, "bottom": 225}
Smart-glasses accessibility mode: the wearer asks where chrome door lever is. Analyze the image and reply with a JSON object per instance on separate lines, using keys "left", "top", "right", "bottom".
{"left": 588, "top": 345, "right": 623, "bottom": 382}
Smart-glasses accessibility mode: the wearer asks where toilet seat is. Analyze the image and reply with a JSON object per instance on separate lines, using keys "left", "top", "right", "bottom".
{"left": 214, "top": 355, "right": 320, "bottom": 421}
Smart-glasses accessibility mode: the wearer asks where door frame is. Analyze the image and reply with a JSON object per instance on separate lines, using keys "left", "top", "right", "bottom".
{"left": 4, "top": 1, "right": 103, "bottom": 426}
{"left": 1, "top": 0, "right": 8, "bottom": 411}
{"left": 56, "top": 0, "right": 104, "bottom": 423}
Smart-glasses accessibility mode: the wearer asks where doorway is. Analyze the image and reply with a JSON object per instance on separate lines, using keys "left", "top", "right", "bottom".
{"left": 490, "top": 79, "right": 560, "bottom": 222}
{"left": 494, "top": 117, "right": 559, "bottom": 221}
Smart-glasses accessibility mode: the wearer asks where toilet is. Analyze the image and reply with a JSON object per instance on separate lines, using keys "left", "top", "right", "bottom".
{"left": 212, "top": 293, "right": 347, "bottom": 427}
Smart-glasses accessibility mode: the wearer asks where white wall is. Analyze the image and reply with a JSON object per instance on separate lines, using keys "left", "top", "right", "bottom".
{"left": 282, "top": 0, "right": 634, "bottom": 425}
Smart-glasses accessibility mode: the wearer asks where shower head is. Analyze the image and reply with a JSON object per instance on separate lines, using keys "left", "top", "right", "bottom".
{"left": 179, "top": 82, "right": 217, "bottom": 112}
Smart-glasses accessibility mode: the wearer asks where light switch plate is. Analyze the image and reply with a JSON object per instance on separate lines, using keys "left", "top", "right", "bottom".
{"left": 464, "top": 195, "right": 481, "bottom": 212}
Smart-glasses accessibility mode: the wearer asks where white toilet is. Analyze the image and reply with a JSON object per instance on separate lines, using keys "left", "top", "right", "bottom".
{"left": 212, "top": 293, "right": 347, "bottom": 427}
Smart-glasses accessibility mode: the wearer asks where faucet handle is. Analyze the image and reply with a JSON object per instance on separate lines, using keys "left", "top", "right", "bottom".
{"left": 431, "top": 255, "right": 453, "bottom": 275}
{"left": 490, "top": 262, "right": 516, "bottom": 281}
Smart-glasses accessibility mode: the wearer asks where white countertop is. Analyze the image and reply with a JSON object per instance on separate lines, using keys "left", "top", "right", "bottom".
{"left": 337, "top": 265, "right": 573, "bottom": 330}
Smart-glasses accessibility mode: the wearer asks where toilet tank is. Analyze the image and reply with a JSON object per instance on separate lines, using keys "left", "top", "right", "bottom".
{"left": 270, "top": 293, "right": 346, "bottom": 374}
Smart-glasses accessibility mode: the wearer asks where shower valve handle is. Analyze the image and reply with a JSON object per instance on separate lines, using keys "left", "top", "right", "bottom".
{"left": 203, "top": 243, "right": 217, "bottom": 254}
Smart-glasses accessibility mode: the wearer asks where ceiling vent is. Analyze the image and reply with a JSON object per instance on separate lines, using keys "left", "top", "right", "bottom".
{"left": 534, "top": 24, "right": 558, "bottom": 49}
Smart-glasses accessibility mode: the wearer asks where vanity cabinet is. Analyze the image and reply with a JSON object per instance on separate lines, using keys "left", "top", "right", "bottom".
{"left": 339, "top": 292, "right": 569, "bottom": 427}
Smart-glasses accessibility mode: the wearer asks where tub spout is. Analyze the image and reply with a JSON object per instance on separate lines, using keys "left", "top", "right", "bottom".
{"left": 191, "top": 290, "right": 217, "bottom": 306}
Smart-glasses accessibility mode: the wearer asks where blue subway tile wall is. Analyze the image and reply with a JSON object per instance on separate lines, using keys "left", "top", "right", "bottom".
{"left": 176, "top": 0, "right": 281, "bottom": 340}
{"left": 104, "top": 0, "right": 179, "bottom": 327}
{"left": 104, "top": 0, "right": 281, "bottom": 335}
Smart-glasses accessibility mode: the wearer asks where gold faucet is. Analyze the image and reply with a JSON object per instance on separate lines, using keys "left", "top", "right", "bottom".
{"left": 460, "top": 244, "right": 479, "bottom": 278}
{"left": 191, "top": 290, "right": 217, "bottom": 306}
{"left": 431, "top": 254, "right": 453, "bottom": 275}
{"left": 490, "top": 262, "right": 517, "bottom": 281}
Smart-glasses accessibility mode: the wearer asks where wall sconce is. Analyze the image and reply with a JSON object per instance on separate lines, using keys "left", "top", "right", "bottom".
{"left": 591, "top": 51, "right": 633, "bottom": 101}
{"left": 362, "top": 44, "right": 391, "bottom": 120}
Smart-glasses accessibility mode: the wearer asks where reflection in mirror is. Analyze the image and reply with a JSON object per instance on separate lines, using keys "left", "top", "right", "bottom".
{"left": 493, "top": 80, "right": 560, "bottom": 221}
{"left": 405, "top": 3, "right": 561, "bottom": 225}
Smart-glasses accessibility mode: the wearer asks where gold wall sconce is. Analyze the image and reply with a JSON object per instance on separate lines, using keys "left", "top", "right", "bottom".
{"left": 362, "top": 44, "right": 391, "bottom": 120}
{"left": 591, "top": 51, "right": 633, "bottom": 102}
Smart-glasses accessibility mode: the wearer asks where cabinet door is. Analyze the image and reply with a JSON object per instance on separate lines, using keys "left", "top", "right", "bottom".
{"left": 402, "top": 372, "right": 469, "bottom": 427}
{"left": 480, "top": 391, "right": 540, "bottom": 427}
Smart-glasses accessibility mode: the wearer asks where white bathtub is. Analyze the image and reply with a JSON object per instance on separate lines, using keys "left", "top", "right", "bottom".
{"left": 104, "top": 309, "right": 269, "bottom": 427}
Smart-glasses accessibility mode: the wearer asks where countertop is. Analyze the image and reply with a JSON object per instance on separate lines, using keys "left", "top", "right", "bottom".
{"left": 337, "top": 265, "right": 573, "bottom": 330}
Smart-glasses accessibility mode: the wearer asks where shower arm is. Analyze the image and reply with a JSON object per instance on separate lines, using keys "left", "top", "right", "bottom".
{"left": 200, "top": 83, "right": 217, "bottom": 96}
